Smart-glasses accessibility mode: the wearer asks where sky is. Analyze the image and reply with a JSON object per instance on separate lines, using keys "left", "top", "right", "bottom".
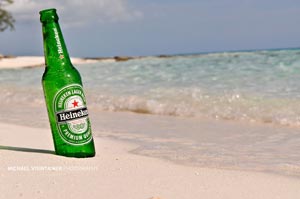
{"left": 0, "top": 0, "right": 300, "bottom": 57}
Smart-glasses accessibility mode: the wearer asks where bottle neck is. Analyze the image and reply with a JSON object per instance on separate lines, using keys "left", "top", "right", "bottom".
{"left": 41, "top": 20, "right": 72, "bottom": 69}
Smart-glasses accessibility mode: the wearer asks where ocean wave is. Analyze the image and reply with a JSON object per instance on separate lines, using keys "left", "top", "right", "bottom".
{"left": 2, "top": 84, "right": 300, "bottom": 127}
{"left": 86, "top": 91, "right": 300, "bottom": 127}
{"left": 0, "top": 86, "right": 45, "bottom": 105}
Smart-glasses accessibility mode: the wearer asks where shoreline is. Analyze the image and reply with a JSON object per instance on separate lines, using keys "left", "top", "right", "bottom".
{"left": 1, "top": 122, "right": 300, "bottom": 198}
{"left": 0, "top": 55, "right": 164, "bottom": 69}
{"left": 1, "top": 95, "right": 300, "bottom": 179}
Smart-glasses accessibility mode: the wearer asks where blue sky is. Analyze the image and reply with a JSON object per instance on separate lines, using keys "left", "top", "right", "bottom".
{"left": 0, "top": 0, "right": 300, "bottom": 57}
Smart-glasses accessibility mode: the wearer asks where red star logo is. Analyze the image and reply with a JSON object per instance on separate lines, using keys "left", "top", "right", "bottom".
{"left": 72, "top": 100, "right": 79, "bottom": 108}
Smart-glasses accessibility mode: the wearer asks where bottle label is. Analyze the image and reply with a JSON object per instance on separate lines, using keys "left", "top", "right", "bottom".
{"left": 53, "top": 84, "right": 92, "bottom": 145}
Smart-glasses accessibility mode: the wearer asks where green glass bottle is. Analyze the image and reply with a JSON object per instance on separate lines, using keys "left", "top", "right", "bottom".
{"left": 40, "top": 8, "right": 95, "bottom": 158}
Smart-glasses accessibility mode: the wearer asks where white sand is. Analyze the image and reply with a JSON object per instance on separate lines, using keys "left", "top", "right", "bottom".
{"left": 0, "top": 56, "right": 100, "bottom": 69}
{"left": 0, "top": 122, "right": 300, "bottom": 199}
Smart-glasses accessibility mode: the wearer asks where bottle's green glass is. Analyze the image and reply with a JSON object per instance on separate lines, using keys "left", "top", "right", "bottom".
{"left": 40, "top": 8, "right": 95, "bottom": 158}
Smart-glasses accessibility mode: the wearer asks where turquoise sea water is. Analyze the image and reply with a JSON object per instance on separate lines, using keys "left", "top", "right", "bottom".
{"left": 2, "top": 48, "right": 300, "bottom": 126}
{"left": 1, "top": 48, "right": 300, "bottom": 177}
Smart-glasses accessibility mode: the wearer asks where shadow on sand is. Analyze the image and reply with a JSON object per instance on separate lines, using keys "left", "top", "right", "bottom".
{"left": 0, "top": 145, "right": 55, "bottom": 155}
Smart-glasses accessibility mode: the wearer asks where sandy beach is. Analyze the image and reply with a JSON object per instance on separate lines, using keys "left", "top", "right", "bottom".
{"left": 1, "top": 55, "right": 300, "bottom": 199}
{"left": 1, "top": 122, "right": 300, "bottom": 199}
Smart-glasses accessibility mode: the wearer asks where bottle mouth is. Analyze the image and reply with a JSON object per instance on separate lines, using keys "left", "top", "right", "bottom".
{"left": 40, "top": 8, "right": 59, "bottom": 23}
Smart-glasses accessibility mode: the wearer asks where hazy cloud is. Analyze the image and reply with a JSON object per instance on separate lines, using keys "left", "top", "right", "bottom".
{"left": 7, "top": 0, "right": 143, "bottom": 26}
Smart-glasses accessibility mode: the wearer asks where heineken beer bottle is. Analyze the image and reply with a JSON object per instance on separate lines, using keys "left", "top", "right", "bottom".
{"left": 40, "top": 8, "right": 95, "bottom": 158}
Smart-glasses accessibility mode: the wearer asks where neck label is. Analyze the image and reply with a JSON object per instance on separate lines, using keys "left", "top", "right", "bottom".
{"left": 53, "top": 28, "right": 64, "bottom": 59}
